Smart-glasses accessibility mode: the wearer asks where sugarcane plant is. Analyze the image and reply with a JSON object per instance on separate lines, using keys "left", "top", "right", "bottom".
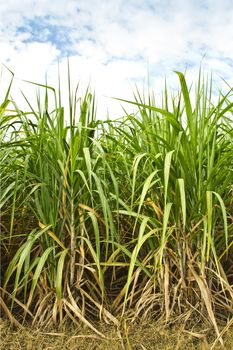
{"left": 0, "top": 65, "right": 232, "bottom": 345}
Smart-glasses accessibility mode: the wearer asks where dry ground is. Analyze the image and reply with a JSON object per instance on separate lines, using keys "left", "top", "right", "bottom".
{"left": 1, "top": 318, "right": 233, "bottom": 350}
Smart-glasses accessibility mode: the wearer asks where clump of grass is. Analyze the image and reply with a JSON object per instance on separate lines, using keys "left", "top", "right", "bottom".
{"left": 0, "top": 65, "right": 232, "bottom": 347}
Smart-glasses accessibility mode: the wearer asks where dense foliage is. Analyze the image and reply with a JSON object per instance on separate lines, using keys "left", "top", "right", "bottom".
{"left": 0, "top": 67, "right": 232, "bottom": 344}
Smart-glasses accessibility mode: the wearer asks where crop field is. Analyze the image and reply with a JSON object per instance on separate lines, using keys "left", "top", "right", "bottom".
{"left": 0, "top": 66, "right": 233, "bottom": 349}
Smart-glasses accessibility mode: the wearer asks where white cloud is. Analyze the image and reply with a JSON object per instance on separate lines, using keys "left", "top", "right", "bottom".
{"left": 0, "top": 0, "right": 233, "bottom": 118}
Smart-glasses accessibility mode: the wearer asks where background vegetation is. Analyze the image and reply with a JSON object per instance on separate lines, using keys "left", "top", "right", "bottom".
{"left": 0, "top": 66, "right": 232, "bottom": 347}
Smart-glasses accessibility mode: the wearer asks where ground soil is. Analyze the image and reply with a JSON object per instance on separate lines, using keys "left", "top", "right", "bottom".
{"left": 1, "top": 318, "right": 233, "bottom": 350}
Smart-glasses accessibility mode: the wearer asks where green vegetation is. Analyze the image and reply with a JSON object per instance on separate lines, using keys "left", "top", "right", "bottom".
{"left": 0, "top": 65, "right": 232, "bottom": 348}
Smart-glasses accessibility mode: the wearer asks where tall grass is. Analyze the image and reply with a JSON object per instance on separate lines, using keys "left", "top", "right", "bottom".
{"left": 0, "top": 67, "right": 232, "bottom": 344}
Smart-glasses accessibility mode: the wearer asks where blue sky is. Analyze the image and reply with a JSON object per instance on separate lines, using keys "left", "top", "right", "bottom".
{"left": 0, "top": 0, "right": 233, "bottom": 116}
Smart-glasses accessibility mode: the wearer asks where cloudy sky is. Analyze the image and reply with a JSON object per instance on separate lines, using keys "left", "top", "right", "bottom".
{"left": 0, "top": 0, "right": 233, "bottom": 117}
